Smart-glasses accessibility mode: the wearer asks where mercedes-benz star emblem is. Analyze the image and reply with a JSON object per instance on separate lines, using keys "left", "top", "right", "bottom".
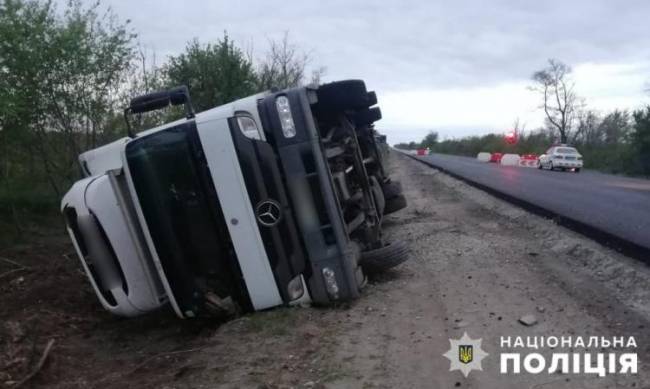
{"left": 255, "top": 199, "right": 282, "bottom": 227}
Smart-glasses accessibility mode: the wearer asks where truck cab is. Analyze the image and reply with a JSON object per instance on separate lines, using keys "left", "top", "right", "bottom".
{"left": 61, "top": 80, "right": 408, "bottom": 318}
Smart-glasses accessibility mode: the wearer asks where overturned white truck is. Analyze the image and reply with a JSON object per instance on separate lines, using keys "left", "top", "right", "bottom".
{"left": 61, "top": 80, "right": 408, "bottom": 318}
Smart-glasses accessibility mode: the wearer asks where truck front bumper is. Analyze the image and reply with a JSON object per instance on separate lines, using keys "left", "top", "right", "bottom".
{"left": 257, "top": 88, "right": 364, "bottom": 305}
{"left": 554, "top": 160, "right": 583, "bottom": 169}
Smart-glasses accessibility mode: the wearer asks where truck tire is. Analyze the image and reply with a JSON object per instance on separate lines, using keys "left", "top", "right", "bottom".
{"left": 360, "top": 241, "right": 410, "bottom": 273}
{"left": 353, "top": 107, "right": 382, "bottom": 126}
{"left": 317, "top": 80, "right": 372, "bottom": 111}
{"left": 381, "top": 180, "right": 403, "bottom": 200}
{"left": 366, "top": 91, "right": 377, "bottom": 106}
{"left": 384, "top": 194, "right": 407, "bottom": 215}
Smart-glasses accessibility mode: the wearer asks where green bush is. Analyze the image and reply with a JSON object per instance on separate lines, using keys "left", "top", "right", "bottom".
{"left": 0, "top": 186, "right": 58, "bottom": 215}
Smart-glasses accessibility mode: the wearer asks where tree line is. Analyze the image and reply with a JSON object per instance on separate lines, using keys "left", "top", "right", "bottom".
{"left": 0, "top": 0, "right": 322, "bottom": 228}
{"left": 395, "top": 59, "right": 650, "bottom": 177}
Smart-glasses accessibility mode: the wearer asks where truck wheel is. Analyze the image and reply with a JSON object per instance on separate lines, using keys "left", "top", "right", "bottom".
{"left": 366, "top": 91, "right": 378, "bottom": 106}
{"left": 384, "top": 194, "right": 407, "bottom": 215}
{"left": 381, "top": 180, "right": 403, "bottom": 200}
{"left": 360, "top": 241, "right": 410, "bottom": 273}
{"left": 317, "top": 80, "right": 371, "bottom": 111}
{"left": 353, "top": 107, "right": 382, "bottom": 126}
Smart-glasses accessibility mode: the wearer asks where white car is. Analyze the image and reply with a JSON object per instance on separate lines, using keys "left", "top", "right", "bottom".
{"left": 538, "top": 145, "right": 583, "bottom": 172}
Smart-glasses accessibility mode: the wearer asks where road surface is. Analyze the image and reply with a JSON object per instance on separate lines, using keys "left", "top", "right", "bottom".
{"left": 415, "top": 153, "right": 650, "bottom": 253}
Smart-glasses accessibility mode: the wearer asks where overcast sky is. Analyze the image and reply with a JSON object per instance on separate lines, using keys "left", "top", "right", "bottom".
{"left": 89, "top": 0, "right": 650, "bottom": 144}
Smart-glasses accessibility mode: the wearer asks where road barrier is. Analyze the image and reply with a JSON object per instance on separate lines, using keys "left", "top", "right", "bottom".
{"left": 490, "top": 152, "right": 503, "bottom": 163}
{"left": 477, "top": 152, "right": 491, "bottom": 162}
{"left": 395, "top": 149, "right": 418, "bottom": 155}
{"left": 407, "top": 149, "right": 539, "bottom": 169}
{"left": 500, "top": 154, "right": 520, "bottom": 166}
{"left": 518, "top": 154, "right": 540, "bottom": 168}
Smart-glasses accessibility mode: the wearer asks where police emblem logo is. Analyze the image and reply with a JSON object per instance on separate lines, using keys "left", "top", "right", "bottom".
{"left": 459, "top": 345, "right": 473, "bottom": 364}
{"left": 443, "top": 332, "right": 488, "bottom": 377}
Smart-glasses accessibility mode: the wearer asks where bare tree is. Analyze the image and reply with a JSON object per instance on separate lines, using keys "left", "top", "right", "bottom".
{"left": 530, "top": 59, "right": 581, "bottom": 144}
{"left": 118, "top": 45, "right": 172, "bottom": 133}
{"left": 257, "top": 32, "right": 323, "bottom": 90}
{"left": 309, "top": 66, "right": 327, "bottom": 87}
{"left": 512, "top": 117, "right": 526, "bottom": 134}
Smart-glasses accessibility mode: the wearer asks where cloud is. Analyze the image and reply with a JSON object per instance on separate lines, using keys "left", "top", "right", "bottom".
{"left": 377, "top": 82, "right": 540, "bottom": 144}
{"left": 376, "top": 61, "right": 650, "bottom": 144}
{"left": 573, "top": 62, "right": 650, "bottom": 110}
{"left": 96, "top": 0, "right": 650, "bottom": 87}
{"left": 72, "top": 0, "right": 650, "bottom": 143}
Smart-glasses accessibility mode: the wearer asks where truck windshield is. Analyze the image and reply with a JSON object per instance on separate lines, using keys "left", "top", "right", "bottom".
{"left": 124, "top": 122, "right": 240, "bottom": 314}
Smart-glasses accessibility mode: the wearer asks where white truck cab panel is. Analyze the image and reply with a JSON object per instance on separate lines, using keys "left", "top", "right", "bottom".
{"left": 61, "top": 174, "right": 165, "bottom": 316}
{"left": 79, "top": 138, "right": 130, "bottom": 176}
{"left": 196, "top": 117, "right": 283, "bottom": 310}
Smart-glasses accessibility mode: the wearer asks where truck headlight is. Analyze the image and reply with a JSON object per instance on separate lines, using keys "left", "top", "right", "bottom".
{"left": 275, "top": 96, "right": 296, "bottom": 138}
{"left": 322, "top": 267, "right": 339, "bottom": 299}
{"left": 237, "top": 116, "right": 262, "bottom": 140}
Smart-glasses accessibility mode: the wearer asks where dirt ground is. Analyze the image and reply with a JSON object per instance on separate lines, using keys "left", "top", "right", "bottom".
{"left": 1, "top": 152, "right": 649, "bottom": 388}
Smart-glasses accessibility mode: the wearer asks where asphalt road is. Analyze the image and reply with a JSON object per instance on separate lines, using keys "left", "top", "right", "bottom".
{"left": 415, "top": 153, "right": 650, "bottom": 253}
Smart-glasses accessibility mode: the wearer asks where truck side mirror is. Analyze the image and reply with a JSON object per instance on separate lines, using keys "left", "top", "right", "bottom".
{"left": 123, "top": 85, "right": 195, "bottom": 138}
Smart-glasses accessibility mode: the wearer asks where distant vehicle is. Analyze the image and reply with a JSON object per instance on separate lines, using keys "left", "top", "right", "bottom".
{"left": 538, "top": 145, "right": 583, "bottom": 172}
